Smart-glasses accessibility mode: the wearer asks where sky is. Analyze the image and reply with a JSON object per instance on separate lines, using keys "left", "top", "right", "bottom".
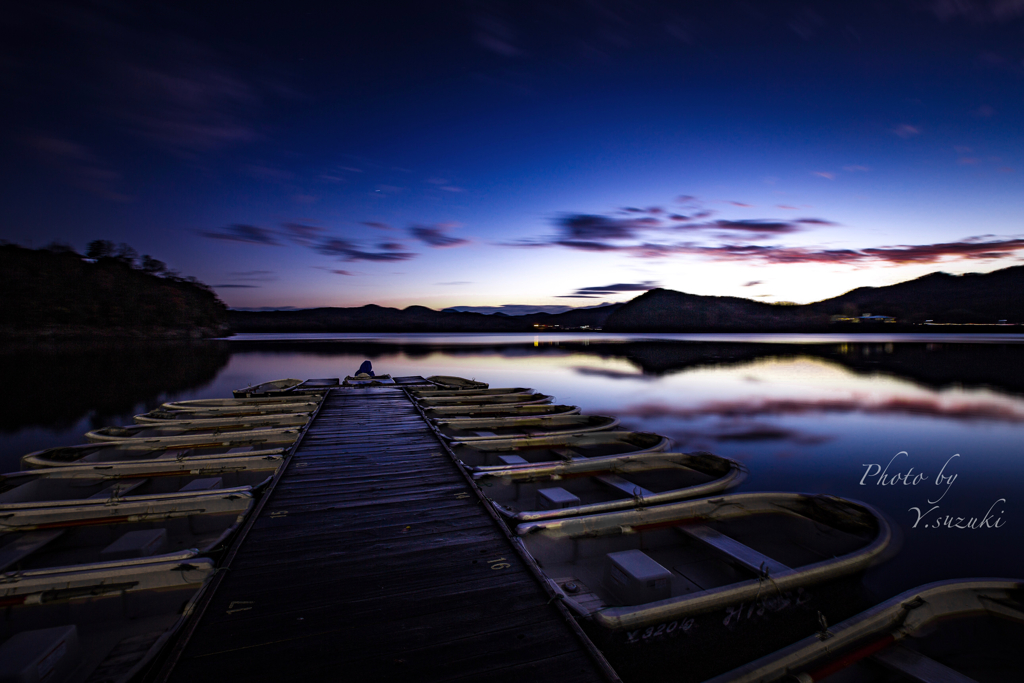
{"left": 2, "top": 1, "right": 1023, "bottom": 312}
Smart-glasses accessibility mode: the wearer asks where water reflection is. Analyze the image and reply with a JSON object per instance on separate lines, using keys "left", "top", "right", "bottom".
{"left": 1, "top": 334, "right": 1021, "bottom": 604}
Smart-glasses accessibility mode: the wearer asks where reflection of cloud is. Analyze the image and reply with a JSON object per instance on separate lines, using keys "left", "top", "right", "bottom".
{"left": 618, "top": 397, "right": 1024, "bottom": 423}
{"left": 201, "top": 224, "right": 281, "bottom": 245}
{"left": 631, "top": 424, "right": 832, "bottom": 447}
{"left": 574, "top": 367, "right": 660, "bottom": 381}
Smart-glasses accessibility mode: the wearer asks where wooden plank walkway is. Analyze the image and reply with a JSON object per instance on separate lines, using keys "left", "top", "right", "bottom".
{"left": 163, "top": 388, "right": 612, "bottom": 682}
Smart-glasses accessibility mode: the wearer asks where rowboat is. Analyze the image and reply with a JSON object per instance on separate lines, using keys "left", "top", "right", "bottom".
{"left": 0, "top": 466, "right": 271, "bottom": 533}
{"left": 516, "top": 492, "right": 892, "bottom": 683}
{"left": 409, "top": 386, "right": 533, "bottom": 398}
{"left": 704, "top": 578, "right": 1024, "bottom": 683}
{"left": 86, "top": 414, "right": 309, "bottom": 441}
{"left": 136, "top": 402, "right": 319, "bottom": 422}
{"left": 0, "top": 553, "right": 214, "bottom": 683}
{"left": 22, "top": 431, "right": 299, "bottom": 468}
{"left": 0, "top": 486, "right": 255, "bottom": 533}
{"left": 0, "top": 500, "right": 249, "bottom": 574}
{"left": 233, "top": 377, "right": 303, "bottom": 397}
{"left": 473, "top": 451, "right": 745, "bottom": 522}
{"left": 426, "top": 375, "right": 489, "bottom": 390}
{"left": 450, "top": 431, "right": 670, "bottom": 471}
{"left": 415, "top": 393, "right": 553, "bottom": 408}
{"left": 161, "top": 395, "right": 322, "bottom": 411}
{"left": 435, "top": 414, "right": 619, "bottom": 441}
{"left": 421, "top": 404, "right": 581, "bottom": 420}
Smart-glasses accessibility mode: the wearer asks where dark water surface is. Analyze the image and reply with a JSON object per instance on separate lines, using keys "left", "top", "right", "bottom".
{"left": 2, "top": 333, "right": 1022, "bottom": 607}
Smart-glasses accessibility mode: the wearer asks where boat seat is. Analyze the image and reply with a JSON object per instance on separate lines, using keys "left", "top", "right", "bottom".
{"left": 86, "top": 479, "right": 148, "bottom": 499}
{"left": 0, "top": 530, "right": 65, "bottom": 572}
{"left": 871, "top": 643, "right": 980, "bottom": 683}
{"left": 676, "top": 523, "right": 790, "bottom": 576}
{"left": 594, "top": 474, "right": 654, "bottom": 498}
{"left": 179, "top": 477, "right": 223, "bottom": 492}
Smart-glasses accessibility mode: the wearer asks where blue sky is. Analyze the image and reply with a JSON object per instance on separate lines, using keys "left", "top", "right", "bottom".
{"left": 2, "top": 1, "right": 1022, "bottom": 310}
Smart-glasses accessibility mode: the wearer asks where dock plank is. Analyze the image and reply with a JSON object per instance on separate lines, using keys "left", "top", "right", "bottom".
{"left": 163, "top": 388, "right": 610, "bottom": 683}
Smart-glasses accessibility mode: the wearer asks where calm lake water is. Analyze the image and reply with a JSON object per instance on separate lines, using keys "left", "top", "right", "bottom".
{"left": 3, "top": 332, "right": 1022, "bottom": 607}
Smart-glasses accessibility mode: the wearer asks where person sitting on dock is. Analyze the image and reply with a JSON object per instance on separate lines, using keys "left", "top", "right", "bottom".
{"left": 355, "top": 360, "right": 375, "bottom": 377}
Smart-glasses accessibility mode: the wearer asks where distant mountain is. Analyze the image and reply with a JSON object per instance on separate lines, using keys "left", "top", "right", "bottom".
{"left": 604, "top": 265, "right": 1024, "bottom": 332}
{"left": 443, "top": 302, "right": 619, "bottom": 316}
{"left": 227, "top": 301, "right": 622, "bottom": 333}
{"left": 227, "top": 265, "right": 1024, "bottom": 334}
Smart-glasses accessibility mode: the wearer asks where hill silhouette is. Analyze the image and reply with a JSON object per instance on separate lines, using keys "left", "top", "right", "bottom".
{"left": 604, "top": 265, "right": 1024, "bottom": 332}
{"left": 1, "top": 242, "right": 228, "bottom": 341}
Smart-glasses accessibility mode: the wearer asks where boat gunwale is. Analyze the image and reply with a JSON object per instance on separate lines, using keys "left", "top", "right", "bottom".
{"left": 436, "top": 415, "right": 621, "bottom": 442}
{"left": 459, "top": 431, "right": 672, "bottom": 473}
{"left": 476, "top": 452, "right": 746, "bottom": 522}
{"left": 415, "top": 393, "right": 554, "bottom": 407}
{"left": 422, "top": 404, "right": 582, "bottom": 419}
{"left": 409, "top": 386, "right": 534, "bottom": 398}
{"left": 21, "top": 441, "right": 292, "bottom": 469}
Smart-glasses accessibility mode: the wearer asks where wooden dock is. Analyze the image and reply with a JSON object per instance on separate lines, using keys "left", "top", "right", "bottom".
{"left": 158, "top": 385, "right": 616, "bottom": 682}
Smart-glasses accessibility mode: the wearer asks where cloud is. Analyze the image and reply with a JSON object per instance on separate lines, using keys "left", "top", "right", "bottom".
{"left": 329, "top": 270, "right": 353, "bottom": 276}
{"left": 556, "top": 214, "right": 655, "bottom": 240}
{"left": 437, "top": 281, "right": 473, "bottom": 285}
{"left": 843, "top": 165, "right": 870, "bottom": 172}
{"left": 813, "top": 171, "right": 835, "bottom": 180}
{"left": 201, "top": 224, "right": 281, "bottom": 246}
{"left": 315, "top": 238, "right": 415, "bottom": 262}
{"left": 409, "top": 224, "right": 470, "bottom": 248}
{"left": 795, "top": 218, "right": 839, "bottom": 226}
{"left": 893, "top": 124, "right": 921, "bottom": 138}
{"left": 860, "top": 237, "right": 1024, "bottom": 263}
{"left": 362, "top": 221, "right": 395, "bottom": 231}
{"left": 24, "top": 134, "right": 131, "bottom": 202}
{"left": 227, "top": 270, "right": 276, "bottom": 281}
{"left": 728, "top": 201, "right": 754, "bottom": 207}
{"left": 283, "top": 223, "right": 326, "bottom": 246}
{"left": 926, "top": 0, "right": 1024, "bottom": 23}
{"left": 708, "top": 220, "right": 805, "bottom": 235}
{"left": 776, "top": 205, "right": 798, "bottom": 210}
{"left": 212, "top": 283, "right": 260, "bottom": 288}
{"left": 565, "top": 281, "right": 659, "bottom": 297}
{"left": 743, "top": 280, "right": 763, "bottom": 287}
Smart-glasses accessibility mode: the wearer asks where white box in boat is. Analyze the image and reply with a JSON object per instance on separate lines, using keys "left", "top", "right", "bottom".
{"left": 536, "top": 487, "right": 581, "bottom": 510}
{"left": 604, "top": 549, "right": 672, "bottom": 605}
{"left": 0, "top": 625, "right": 81, "bottom": 683}
{"left": 100, "top": 529, "right": 169, "bottom": 560}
